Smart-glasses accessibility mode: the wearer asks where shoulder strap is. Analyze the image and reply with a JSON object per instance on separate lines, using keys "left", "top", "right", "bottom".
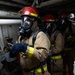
{"left": 32, "top": 30, "right": 41, "bottom": 46}
{"left": 32, "top": 30, "right": 49, "bottom": 46}
{"left": 54, "top": 30, "right": 60, "bottom": 42}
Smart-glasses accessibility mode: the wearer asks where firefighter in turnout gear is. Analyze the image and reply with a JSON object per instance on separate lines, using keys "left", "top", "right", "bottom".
{"left": 9, "top": 6, "right": 51, "bottom": 75}
{"left": 68, "top": 13, "right": 75, "bottom": 35}
{"left": 58, "top": 12, "right": 75, "bottom": 75}
{"left": 44, "top": 15, "right": 64, "bottom": 75}
{"left": 69, "top": 13, "right": 75, "bottom": 75}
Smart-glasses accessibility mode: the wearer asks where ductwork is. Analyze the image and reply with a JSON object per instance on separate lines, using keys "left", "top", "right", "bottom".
{"left": 0, "top": 19, "right": 21, "bottom": 25}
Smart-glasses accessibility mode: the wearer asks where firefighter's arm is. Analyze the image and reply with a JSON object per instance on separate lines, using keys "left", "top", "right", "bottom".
{"left": 9, "top": 43, "right": 28, "bottom": 58}
{"left": 26, "top": 32, "right": 50, "bottom": 62}
{"left": 52, "top": 33, "right": 64, "bottom": 54}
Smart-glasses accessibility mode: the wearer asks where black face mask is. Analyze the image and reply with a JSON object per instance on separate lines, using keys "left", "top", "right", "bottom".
{"left": 58, "top": 19, "right": 69, "bottom": 32}
{"left": 19, "top": 16, "right": 35, "bottom": 38}
{"left": 45, "top": 22, "right": 54, "bottom": 36}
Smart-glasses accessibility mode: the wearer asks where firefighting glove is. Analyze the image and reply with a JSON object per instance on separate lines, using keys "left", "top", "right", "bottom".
{"left": 9, "top": 43, "right": 28, "bottom": 58}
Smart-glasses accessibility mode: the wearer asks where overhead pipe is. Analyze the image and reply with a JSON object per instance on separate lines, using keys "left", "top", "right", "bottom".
{"left": 12, "top": 0, "right": 31, "bottom": 5}
{"left": 18, "top": 0, "right": 64, "bottom": 13}
{"left": 36, "top": 0, "right": 65, "bottom": 8}
{"left": 18, "top": 0, "right": 41, "bottom": 14}
{"left": 0, "top": 19, "right": 21, "bottom": 25}
{"left": 32, "top": 0, "right": 39, "bottom": 7}
{"left": 0, "top": 1, "right": 23, "bottom": 8}
{"left": 0, "top": 10, "right": 21, "bottom": 18}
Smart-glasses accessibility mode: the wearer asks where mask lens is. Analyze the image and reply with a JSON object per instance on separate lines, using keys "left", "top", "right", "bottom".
{"left": 23, "top": 17, "right": 34, "bottom": 25}
{"left": 19, "top": 16, "right": 34, "bottom": 37}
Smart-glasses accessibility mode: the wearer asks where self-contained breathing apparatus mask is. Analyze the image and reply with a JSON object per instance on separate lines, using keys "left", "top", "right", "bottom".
{"left": 44, "top": 22, "right": 55, "bottom": 36}
{"left": 19, "top": 16, "right": 36, "bottom": 38}
{"left": 57, "top": 18, "right": 69, "bottom": 32}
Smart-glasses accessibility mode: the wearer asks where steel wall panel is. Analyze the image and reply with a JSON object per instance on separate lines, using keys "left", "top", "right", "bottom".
{"left": 0, "top": 24, "right": 20, "bottom": 50}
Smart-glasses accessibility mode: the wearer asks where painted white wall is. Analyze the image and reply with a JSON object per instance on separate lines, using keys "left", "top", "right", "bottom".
{"left": 0, "top": 19, "right": 21, "bottom": 50}
{"left": 0, "top": 24, "right": 20, "bottom": 50}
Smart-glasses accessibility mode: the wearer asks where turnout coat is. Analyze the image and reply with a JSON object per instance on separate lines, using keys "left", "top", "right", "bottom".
{"left": 17, "top": 30, "right": 51, "bottom": 75}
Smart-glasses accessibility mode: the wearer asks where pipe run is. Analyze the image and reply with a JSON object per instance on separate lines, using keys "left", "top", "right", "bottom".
{"left": 0, "top": 10, "right": 21, "bottom": 18}
{"left": 0, "top": 19, "right": 21, "bottom": 25}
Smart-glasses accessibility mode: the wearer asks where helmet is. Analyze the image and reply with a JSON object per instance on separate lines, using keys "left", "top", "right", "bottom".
{"left": 22, "top": 6, "right": 41, "bottom": 24}
{"left": 58, "top": 11, "right": 71, "bottom": 32}
{"left": 58, "top": 11, "right": 68, "bottom": 19}
{"left": 19, "top": 7, "right": 40, "bottom": 38}
{"left": 69, "top": 13, "right": 75, "bottom": 19}
{"left": 43, "top": 15, "right": 55, "bottom": 36}
{"left": 22, "top": 6, "right": 39, "bottom": 18}
{"left": 68, "top": 13, "right": 75, "bottom": 22}
{"left": 44, "top": 15, "right": 55, "bottom": 22}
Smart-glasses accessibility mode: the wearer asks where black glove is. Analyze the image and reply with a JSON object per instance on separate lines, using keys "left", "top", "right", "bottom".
{"left": 9, "top": 43, "right": 28, "bottom": 58}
